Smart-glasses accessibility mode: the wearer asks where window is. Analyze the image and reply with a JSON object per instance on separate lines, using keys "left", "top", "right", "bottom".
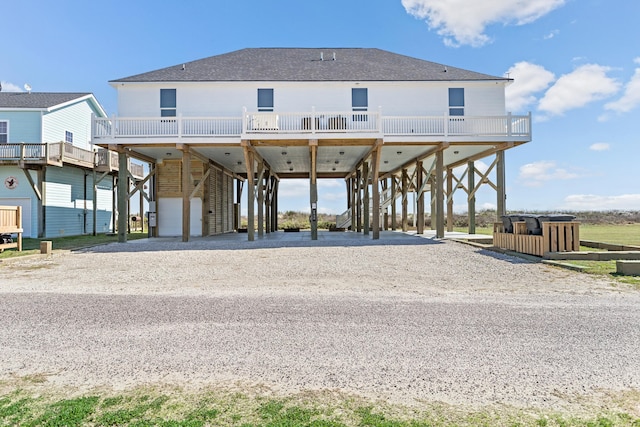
{"left": 258, "top": 88, "right": 274, "bottom": 112}
{"left": 352, "top": 88, "right": 368, "bottom": 121}
{"left": 352, "top": 88, "right": 368, "bottom": 111}
{"left": 65, "top": 131, "right": 73, "bottom": 143}
{"left": 160, "top": 89, "right": 177, "bottom": 117}
{"left": 448, "top": 88, "right": 464, "bottom": 116}
{"left": 0, "top": 121, "right": 7, "bottom": 143}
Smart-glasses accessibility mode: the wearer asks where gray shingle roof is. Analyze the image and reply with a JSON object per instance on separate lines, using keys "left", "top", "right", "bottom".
{"left": 111, "top": 48, "right": 508, "bottom": 83}
{"left": 0, "top": 92, "right": 92, "bottom": 109}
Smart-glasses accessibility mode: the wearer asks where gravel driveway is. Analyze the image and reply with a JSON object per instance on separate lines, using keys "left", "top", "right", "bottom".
{"left": 1, "top": 231, "right": 639, "bottom": 412}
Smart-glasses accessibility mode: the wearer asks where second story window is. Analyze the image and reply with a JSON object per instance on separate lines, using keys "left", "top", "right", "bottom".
{"left": 0, "top": 121, "right": 7, "bottom": 143}
{"left": 65, "top": 131, "right": 73, "bottom": 143}
{"left": 258, "top": 89, "right": 274, "bottom": 112}
{"left": 352, "top": 88, "right": 368, "bottom": 122}
{"left": 352, "top": 88, "right": 368, "bottom": 112}
{"left": 160, "top": 89, "right": 177, "bottom": 117}
{"left": 448, "top": 88, "right": 465, "bottom": 116}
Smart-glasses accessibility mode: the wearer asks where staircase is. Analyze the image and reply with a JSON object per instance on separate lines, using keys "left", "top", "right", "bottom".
{"left": 335, "top": 186, "right": 397, "bottom": 229}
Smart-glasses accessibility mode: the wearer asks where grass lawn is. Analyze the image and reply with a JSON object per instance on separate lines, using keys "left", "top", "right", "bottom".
{"left": 1, "top": 385, "right": 639, "bottom": 427}
{"left": 0, "top": 232, "right": 149, "bottom": 260}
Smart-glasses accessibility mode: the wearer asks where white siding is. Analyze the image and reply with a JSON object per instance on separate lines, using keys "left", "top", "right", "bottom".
{"left": 0, "top": 166, "right": 40, "bottom": 237}
{"left": 42, "top": 100, "right": 95, "bottom": 149}
{"left": 116, "top": 81, "right": 508, "bottom": 118}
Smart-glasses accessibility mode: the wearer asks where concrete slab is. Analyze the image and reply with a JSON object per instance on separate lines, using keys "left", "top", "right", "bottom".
{"left": 616, "top": 260, "right": 640, "bottom": 276}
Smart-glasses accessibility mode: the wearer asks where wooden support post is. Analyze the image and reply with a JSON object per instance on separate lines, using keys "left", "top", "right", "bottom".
{"left": 446, "top": 168, "right": 454, "bottom": 232}
{"left": 202, "top": 162, "right": 210, "bottom": 236}
{"left": 371, "top": 145, "right": 381, "bottom": 240}
{"left": 235, "top": 179, "right": 243, "bottom": 231}
{"left": 468, "top": 161, "right": 476, "bottom": 234}
{"left": 265, "top": 170, "right": 271, "bottom": 234}
{"left": 350, "top": 177, "right": 356, "bottom": 231}
{"left": 436, "top": 149, "right": 445, "bottom": 238}
{"left": 257, "top": 162, "right": 264, "bottom": 238}
{"left": 430, "top": 179, "right": 436, "bottom": 230}
{"left": 93, "top": 170, "right": 97, "bottom": 236}
{"left": 356, "top": 169, "right": 362, "bottom": 233}
{"left": 271, "top": 177, "right": 279, "bottom": 231}
{"left": 117, "top": 151, "right": 128, "bottom": 243}
{"left": 381, "top": 178, "right": 388, "bottom": 231}
{"left": 181, "top": 148, "right": 191, "bottom": 242}
{"left": 310, "top": 141, "right": 318, "bottom": 240}
{"left": 416, "top": 161, "right": 424, "bottom": 234}
{"left": 242, "top": 144, "right": 255, "bottom": 241}
{"left": 391, "top": 176, "right": 397, "bottom": 231}
{"left": 362, "top": 161, "right": 370, "bottom": 235}
{"left": 496, "top": 151, "right": 506, "bottom": 221}
{"left": 401, "top": 169, "right": 408, "bottom": 232}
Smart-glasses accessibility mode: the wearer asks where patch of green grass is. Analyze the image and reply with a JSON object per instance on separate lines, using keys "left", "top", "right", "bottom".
{"left": 0, "top": 232, "right": 149, "bottom": 260}
{"left": 580, "top": 224, "right": 640, "bottom": 246}
{"left": 27, "top": 396, "right": 99, "bottom": 427}
{"left": 1, "top": 388, "right": 640, "bottom": 427}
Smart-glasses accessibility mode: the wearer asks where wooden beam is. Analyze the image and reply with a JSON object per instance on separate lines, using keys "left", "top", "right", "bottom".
{"left": 468, "top": 161, "right": 476, "bottom": 234}
{"left": 181, "top": 148, "right": 191, "bottom": 242}
{"left": 362, "top": 161, "right": 370, "bottom": 235}
{"left": 117, "top": 151, "right": 128, "bottom": 243}
{"left": 496, "top": 150, "right": 506, "bottom": 220}
{"left": 310, "top": 140, "right": 318, "bottom": 240}
{"left": 242, "top": 142, "right": 255, "bottom": 241}
{"left": 435, "top": 150, "right": 445, "bottom": 238}
{"left": 371, "top": 142, "right": 382, "bottom": 239}
{"left": 416, "top": 160, "right": 424, "bottom": 234}
{"left": 446, "top": 168, "right": 453, "bottom": 232}
{"left": 401, "top": 169, "right": 408, "bottom": 232}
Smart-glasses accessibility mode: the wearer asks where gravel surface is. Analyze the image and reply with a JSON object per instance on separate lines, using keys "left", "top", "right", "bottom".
{"left": 1, "top": 232, "right": 639, "bottom": 411}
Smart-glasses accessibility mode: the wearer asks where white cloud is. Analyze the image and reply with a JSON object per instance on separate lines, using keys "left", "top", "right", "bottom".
{"left": 561, "top": 194, "right": 640, "bottom": 210}
{"left": 604, "top": 60, "right": 640, "bottom": 114}
{"left": 538, "top": 64, "right": 620, "bottom": 115}
{"left": 518, "top": 160, "right": 580, "bottom": 187}
{"left": 505, "top": 62, "right": 555, "bottom": 113}
{"left": 589, "top": 142, "right": 610, "bottom": 151}
{"left": 481, "top": 202, "right": 497, "bottom": 210}
{"left": 543, "top": 29, "right": 560, "bottom": 39}
{"left": 0, "top": 81, "right": 23, "bottom": 92}
{"left": 401, "top": 0, "right": 566, "bottom": 47}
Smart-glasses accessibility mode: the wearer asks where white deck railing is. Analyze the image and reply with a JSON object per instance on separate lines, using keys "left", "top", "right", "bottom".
{"left": 92, "top": 112, "right": 531, "bottom": 140}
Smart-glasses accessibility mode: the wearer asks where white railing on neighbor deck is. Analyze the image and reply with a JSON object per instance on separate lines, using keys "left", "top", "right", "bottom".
{"left": 92, "top": 112, "right": 531, "bottom": 140}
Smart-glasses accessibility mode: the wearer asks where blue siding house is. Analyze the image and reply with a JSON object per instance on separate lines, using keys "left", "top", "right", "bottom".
{"left": 0, "top": 92, "right": 125, "bottom": 238}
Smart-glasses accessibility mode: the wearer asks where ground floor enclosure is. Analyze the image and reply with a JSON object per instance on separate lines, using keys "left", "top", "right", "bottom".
{"left": 155, "top": 159, "right": 236, "bottom": 237}
{"left": 0, "top": 165, "right": 114, "bottom": 238}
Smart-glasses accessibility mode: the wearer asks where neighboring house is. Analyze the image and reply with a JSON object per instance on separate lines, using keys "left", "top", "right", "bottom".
{"left": 92, "top": 48, "right": 532, "bottom": 241}
{"left": 0, "top": 92, "right": 143, "bottom": 238}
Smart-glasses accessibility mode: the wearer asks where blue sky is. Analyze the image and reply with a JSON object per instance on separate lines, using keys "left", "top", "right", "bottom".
{"left": 3, "top": 0, "right": 640, "bottom": 214}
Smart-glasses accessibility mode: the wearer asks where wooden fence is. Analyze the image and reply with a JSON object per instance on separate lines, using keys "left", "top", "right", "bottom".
{"left": 493, "top": 221, "right": 580, "bottom": 257}
{"left": 0, "top": 205, "right": 23, "bottom": 252}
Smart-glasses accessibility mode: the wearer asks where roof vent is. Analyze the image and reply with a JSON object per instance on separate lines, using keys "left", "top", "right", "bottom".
{"left": 320, "top": 52, "right": 324, "bottom": 61}
{"left": 181, "top": 64, "right": 186, "bottom": 70}
{"left": 332, "top": 52, "right": 336, "bottom": 61}
{"left": 443, "top": 66, "right": 448, "bottom": 73}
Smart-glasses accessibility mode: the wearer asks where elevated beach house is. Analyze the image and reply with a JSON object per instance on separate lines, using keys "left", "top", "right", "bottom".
{"left": 92, "top": 48, "right": 531, "bottom": 241}
{"left": 0, "top": 92, "right": 143, "bottom": 238}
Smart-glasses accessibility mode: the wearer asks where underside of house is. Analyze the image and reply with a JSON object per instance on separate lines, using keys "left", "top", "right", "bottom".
{"left": 93, "top": 48, "right": 532, "bottom": 241}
